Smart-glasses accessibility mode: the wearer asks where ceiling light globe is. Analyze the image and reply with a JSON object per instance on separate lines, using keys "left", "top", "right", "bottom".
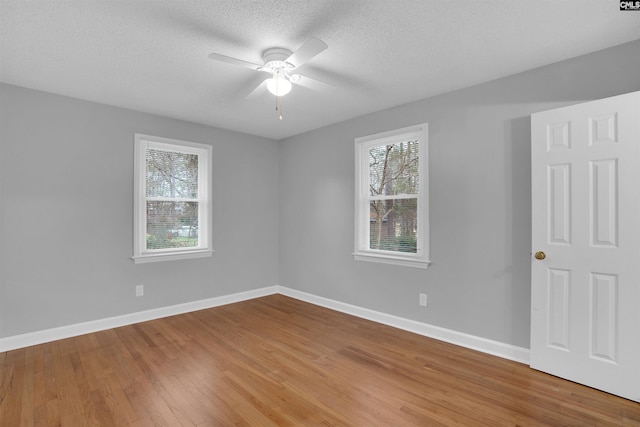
{"left": 267, "top": 76, "right": 292, "bottom": 96}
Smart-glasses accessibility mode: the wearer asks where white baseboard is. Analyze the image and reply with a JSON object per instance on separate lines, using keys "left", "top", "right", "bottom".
{"left": 278, "top": 286, "right": 530, "bottom": 365}
{"left": 1, "top": 285, "right": 530, "bottom": 365}
{"left": 0, "top": 286, "right": 278, "bottom": 352}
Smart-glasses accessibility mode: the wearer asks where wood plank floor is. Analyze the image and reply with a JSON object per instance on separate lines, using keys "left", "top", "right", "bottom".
{"left": 1, "top": 295, "right": 639, "bottom": 426}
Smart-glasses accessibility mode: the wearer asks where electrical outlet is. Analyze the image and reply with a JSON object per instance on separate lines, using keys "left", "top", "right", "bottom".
{"left": 419, "top": 293, "right": 427, "bottom": 307}
{"left": 136, "top": 284, "right": 144, "bottom": 297}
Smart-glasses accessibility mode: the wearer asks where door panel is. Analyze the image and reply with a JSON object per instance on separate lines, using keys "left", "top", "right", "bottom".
{"left": 589, "top": 159, "right": 617, "bottom": 247}
{"left": 589, "top": 272, "right": 617, "bottom": 362}
{"left": 548, "top": 163, "right": 571, "bottom": 244}
{"left": 531, "top": 90, "right": 640, "bottom": 402}
{"left": 547, "top": 268, "right": 570, "bottom": 350}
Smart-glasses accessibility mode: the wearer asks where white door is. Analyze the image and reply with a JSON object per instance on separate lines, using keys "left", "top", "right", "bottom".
{"left": 531, "top": 90, "right": 640, "bottom": 402}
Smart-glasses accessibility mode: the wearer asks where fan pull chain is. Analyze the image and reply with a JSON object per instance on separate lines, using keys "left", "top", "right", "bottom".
{"left": 275, "top": 95, "right": 283, "bottom": 120}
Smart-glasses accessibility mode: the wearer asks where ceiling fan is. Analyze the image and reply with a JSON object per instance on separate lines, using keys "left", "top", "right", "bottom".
{"left": 208, "top": 38, "right": 333, "bottom": 117}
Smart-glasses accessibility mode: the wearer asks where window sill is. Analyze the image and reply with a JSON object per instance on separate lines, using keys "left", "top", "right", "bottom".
{"left": 353, "top": 251, "right": 431, "bottom": 269}
{"left": 132, "top": 249, "right": 214, "bottom": 264}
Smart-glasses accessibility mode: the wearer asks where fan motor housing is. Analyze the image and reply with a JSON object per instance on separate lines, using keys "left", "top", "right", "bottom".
{"left": 262, "top": 48, "right": 294, "bottom": 72}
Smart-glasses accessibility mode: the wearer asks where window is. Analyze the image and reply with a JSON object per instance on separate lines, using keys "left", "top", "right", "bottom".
{"left": 133, "top": 134, "right": 213, "bottom": 263}
{"left": 354, "top": 123, "right": 430, "bottom": 268}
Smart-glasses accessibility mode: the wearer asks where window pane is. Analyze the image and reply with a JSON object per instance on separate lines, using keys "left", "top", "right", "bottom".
{"left": 369, "top": 140, "right": 419, "bottom": 196}
{"left": 146, "top": 201, "right": 199, "bottom": 250}
{"left": 369, "top": 198, "right": 417, "bottom": 253}
{"left": 146, "top": 149, "right": 199, "bottom": 198}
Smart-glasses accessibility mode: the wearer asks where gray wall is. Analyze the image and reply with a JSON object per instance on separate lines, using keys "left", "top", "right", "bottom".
{"left": 279, "top": 40, "right": 640, "bottom": 348}
{"left": 0, "top": 84, "right": 280, "bottom": 337}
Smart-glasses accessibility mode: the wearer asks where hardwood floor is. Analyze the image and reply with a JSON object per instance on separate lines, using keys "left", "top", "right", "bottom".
{"left": 1, "top": 295, "right": 639, "bottom": 426}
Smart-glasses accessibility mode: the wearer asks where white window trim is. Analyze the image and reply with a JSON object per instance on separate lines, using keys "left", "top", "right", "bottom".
{"left": 132, "top": 134, "right": 213, "bottom": 264}
{"left": 353, "top": 123, "right": 430, "bottom": 269}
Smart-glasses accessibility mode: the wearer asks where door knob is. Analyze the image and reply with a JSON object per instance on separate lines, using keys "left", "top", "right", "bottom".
{"left": 534, "top": 251, "right": 546, "bottom": 260}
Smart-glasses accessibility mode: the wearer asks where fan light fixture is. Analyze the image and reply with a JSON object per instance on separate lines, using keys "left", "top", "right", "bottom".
{"left": 266, "top": 71, "right": 292, "bottom": 96}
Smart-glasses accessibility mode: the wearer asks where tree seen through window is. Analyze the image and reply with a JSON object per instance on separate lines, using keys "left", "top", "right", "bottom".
{"left": 145, "top": 149, "right": 199, "bottom": 250}
{"left": 368, "top": 140, "right": 419, "bottom": 252}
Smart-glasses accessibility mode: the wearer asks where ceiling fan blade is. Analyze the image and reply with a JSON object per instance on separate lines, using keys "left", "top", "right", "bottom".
{"left": 245, "top": 79, "right": 269, "bottom": 100}
{"left": 285, "top": 37, "right": 328, "bottom": 69}
{"left": 208, "top": 53, "right": 262, "bottom": 71}
{"left": 291, "top": 74, "right": 334, "bottom": 92}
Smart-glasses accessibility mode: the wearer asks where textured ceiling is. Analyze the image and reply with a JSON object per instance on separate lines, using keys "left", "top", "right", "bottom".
{"left": 1, "top": 0, "right": 639, "bottom": 140}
